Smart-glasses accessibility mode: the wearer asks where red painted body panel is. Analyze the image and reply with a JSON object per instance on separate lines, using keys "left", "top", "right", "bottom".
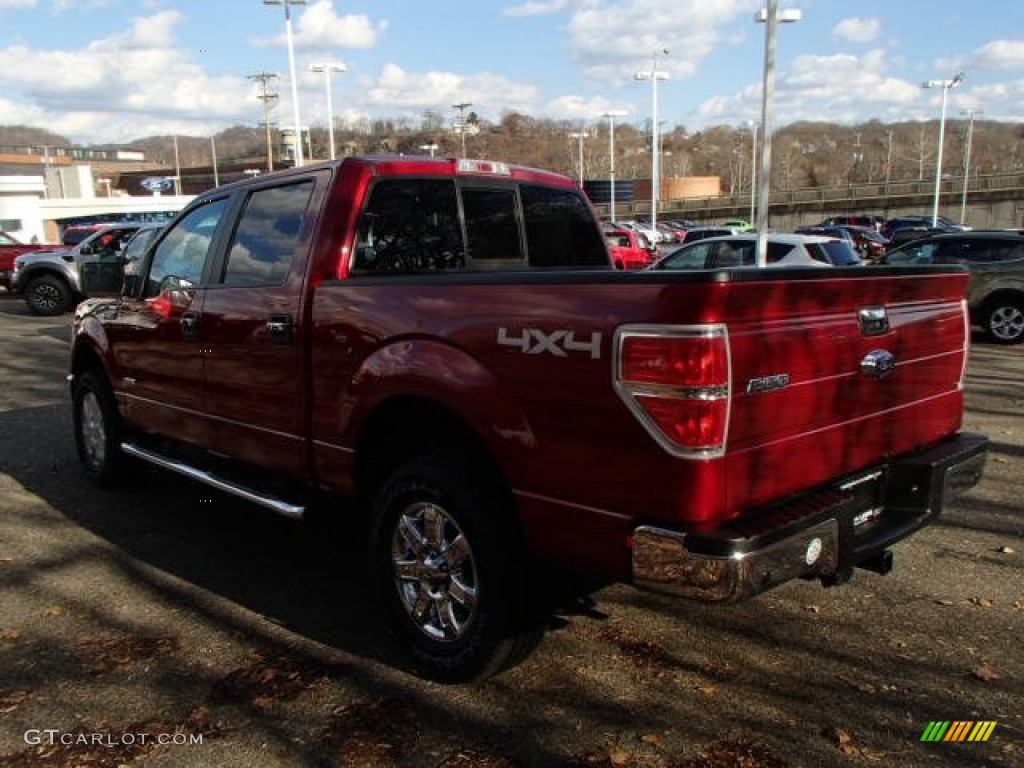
{"left": 307, "top": 270, "right": 969, "bottom": 576}
{"left": 71, "top": 155, "right": 974, "bottom": 582}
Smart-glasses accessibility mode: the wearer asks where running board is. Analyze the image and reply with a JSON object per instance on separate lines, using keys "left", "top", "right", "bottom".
{"left": 121, "top": 442, "right": 306, "bottom": 520}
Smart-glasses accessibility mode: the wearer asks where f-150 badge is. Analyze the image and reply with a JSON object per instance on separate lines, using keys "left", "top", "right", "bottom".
{"left": 497, "top": 327, "right": 602, "bottom": 359}
{"left": 746, "top": 374, "right": 790, "bottom": 394}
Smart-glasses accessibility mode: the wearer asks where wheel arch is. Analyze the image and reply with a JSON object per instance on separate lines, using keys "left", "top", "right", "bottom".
{"left": 353, "top": 394, "right": 512, "bottom": 509}
{"left": 20, "top": 263, "right": 76, "bottom": 293}
{"left": 978, "top": 287, "right": 1024, "bottom": 314}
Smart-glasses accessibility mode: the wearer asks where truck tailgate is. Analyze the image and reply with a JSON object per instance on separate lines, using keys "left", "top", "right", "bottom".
{"left": 708, "top": 268, "right": 969, "bottom": 515}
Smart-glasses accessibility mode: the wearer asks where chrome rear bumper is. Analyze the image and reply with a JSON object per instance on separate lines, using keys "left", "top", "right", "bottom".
{"left": 632, "top": 432, "right": 989, "bottom": 603}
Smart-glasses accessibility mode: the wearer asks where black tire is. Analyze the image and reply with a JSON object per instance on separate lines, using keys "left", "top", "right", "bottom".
{"left": 370, "top": 455, "right": 544, "bottom": 682}
{"left": 983, "top": 298, "right": 1024, "bottom": 345}
{"left": 72, "top": 370, "right": 124, "bottom": 486}
{"left": 25, "top": 274, "right": 72, "bottom": 316}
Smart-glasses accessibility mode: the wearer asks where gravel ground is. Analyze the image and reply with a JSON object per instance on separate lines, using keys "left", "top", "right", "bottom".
{"left": 0, "top": 294, "right": 1021, "bottom": 768}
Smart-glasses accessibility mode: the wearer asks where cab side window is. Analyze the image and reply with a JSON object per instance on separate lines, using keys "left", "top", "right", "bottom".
{"left": 353, "top": 179, "right": 463, "bottom": 272}
{"left": 145, "top": 199, "right": 228, "bottom": 297}
{"left": 222, "top": 181, "right": 314, "bottom": 286}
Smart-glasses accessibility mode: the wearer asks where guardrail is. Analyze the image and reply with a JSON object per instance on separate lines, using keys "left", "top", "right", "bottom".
{"left": 597, "top": 171, "right": 1024, "bottom": 221}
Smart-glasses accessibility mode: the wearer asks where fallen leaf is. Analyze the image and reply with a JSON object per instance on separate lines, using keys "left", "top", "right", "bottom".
{"left": 695, "top": 684, "right": 718, "bottom": 696}
{"left": 804, "top": 604, "right": 822, "bottom": 613}
{"left": 609, "top": 749, "right": 630, "bottom": 767}
{"left": 0, "top": 689, "right": 30, "bottom": 713}
{"left": 826, "top": 727, "right": 862, "bottom": 756}
{"left": 1013, "top": 600, "right": 1024, "bottom": 611}
{"left": 969, "top": 596, "right": 995, "bottom": 608}
{"left": 0, "top": 628, "right": 21, "bottom": 643}
{"left": 640, "top": 733, "right": 661, "bottom": 746}
{"left": 972, "top": 665, "right": 1000, "bottom": 683}
{"left": 994, "top": 545, "right": 1016, "bottom": 555}
{"left": 934, "top": 599, "right": 954, "bottom": 606}
{"left": 42, "top": 605, "right": 65, "bottom": 617}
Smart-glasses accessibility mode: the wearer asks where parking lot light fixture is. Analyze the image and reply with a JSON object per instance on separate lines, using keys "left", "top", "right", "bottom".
{"left": 636, "top": 50, "right": 669, "bottom": 231}
{"left": 602, "top": 110, "right": 627, "bottom": 222}
{"left": 922, "top": 71, "right": 965, "bottom": 227}
{"left": 310, "top": 62, "right": 346, "bottom": 160}
{"left": 960, "top": 108, "right": 983, "bottom": 226}
{"left": 753, "top": 1, "right": 801, "bottom": 267}
{"left": 263, "top": 0, "right": 307, "bottom": 167}
{"left": 630, "top": 52, "right": 671, "bottom": 230}
{"left": 569, "top": 131, "right": 588, "bottom": 187}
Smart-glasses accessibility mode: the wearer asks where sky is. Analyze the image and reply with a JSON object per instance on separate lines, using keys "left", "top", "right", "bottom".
{"left": 1, "top": 0, "right": 1023, "bottom": 146}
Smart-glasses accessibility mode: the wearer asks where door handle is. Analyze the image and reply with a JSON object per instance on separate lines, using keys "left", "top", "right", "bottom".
{"left": 267, "top": 314, "right": 294, "bottom": 345}
{"left": 180, "top": 310, "right": 200, "bottom": 338}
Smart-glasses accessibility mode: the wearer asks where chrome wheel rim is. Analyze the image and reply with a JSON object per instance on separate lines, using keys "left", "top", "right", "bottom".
{"left": 79, "top": 391, "right": 106, "bottom": 469}
{"left": 990, "top": 306, "right": 1024, "bottom": 342}
{"left": 391, "top": 501, "right": 478, "bottom": 642}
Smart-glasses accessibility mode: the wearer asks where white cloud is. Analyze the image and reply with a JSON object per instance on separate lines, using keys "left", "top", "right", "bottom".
{"left": 832, "top": 17, "right": 881, "bottom": 44}
{"left": 0, "top": 0, "right": 35, "bottom": 8}
{"left": 364, "top": 63, "right": 541, "bottom": 119}
{"left": 259, "top": 1, "right": 387, "bottom": 50}
{"left": 502, "top": 0, "right": 573, "bottom": 17}
{"left": 566, "top": 0, "right": 751, "bottom": 85}
{"left": 693, "top": 49, "right": 923, "bottom": 128}
{"left": 0, "top": 11, "right": 256, "bottom": 143}
{"left": 973, "top": 39, "right": 1024, "bottom": 70}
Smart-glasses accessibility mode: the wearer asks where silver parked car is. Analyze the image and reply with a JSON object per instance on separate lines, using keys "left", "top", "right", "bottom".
{"left": 651, "top": 233, "right": 861, "bottom": 270}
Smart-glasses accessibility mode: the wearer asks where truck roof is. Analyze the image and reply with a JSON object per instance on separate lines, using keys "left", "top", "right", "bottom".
{"left": 204, "top": 155, "right": 579, "bottom": 196}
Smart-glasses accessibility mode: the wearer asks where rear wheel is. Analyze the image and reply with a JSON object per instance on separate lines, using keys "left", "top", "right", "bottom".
{"left": 25, "top": 274, "right": 72, "bottom": 316}
{"left": 984, "top": 298, "right": 1024, "bottom": 344}
{"left": 370, "top": 455, "right": 544, "bottom": 682}
{"left": 72, "top": 370, "right": 124, "bottom": 486}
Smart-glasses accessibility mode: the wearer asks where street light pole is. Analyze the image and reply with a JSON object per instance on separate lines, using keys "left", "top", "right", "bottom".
{"left": 211, "top": 135, "right": 219, "bottom": 187}
{"left": 569, "top": 130, "right": 588, "bottom": 187}
{"left": 747, "top": 120, "right": 758, "bottom": 224}
{"left": 453, "top": 102, "right": 472, "bottom": 156}
{"left": 922, "top": 71, "right": 965, "bottom": 227}
{"left": 960, "top": 109, "right": 983, "bottom": 226}
{"left": 754, "top": 1, "right": 801, "bottom": 267}
{"left": 263, "top": 0, "right": 307, "bottom": 167}
{"left": 636, "top": 50, "right": 669, "bottom": 231}
{"left": 310, "top": 62, "right": 346, "bottom": 160}
{"left": 602, "top": 110, "right": 627, "bottom": 222}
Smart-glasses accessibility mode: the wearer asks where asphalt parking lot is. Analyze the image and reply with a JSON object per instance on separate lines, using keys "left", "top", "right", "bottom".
{"left": 0, "top": 293, "right": 1021, "bottom": 768}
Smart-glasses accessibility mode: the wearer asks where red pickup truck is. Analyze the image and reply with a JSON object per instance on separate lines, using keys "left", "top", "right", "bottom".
{"left": 0, "top": 231, "right": 50, "bottom": 291}
{"left": 69, "top": 156, "right": 988, "bottom": 681}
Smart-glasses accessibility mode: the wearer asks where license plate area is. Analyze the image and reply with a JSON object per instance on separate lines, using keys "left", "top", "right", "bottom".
{"left": 839, "top": 470, "right": 888, "bottom": 539}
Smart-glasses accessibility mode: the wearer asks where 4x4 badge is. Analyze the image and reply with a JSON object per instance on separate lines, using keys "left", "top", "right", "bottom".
{"left": 861, "top": 349, "right": 896, "bottom": 379}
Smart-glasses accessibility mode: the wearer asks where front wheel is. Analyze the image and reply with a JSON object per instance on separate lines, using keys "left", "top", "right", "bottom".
{"left": 370, "top": 456, "right": 543, "bottom": 682}
{"left": 984, "top": 299, "right": 1024, "bottom": 344}
{"left": 25, "top": 274, "right": 72, "bottom": 316}
{"left": 72, "top": 371, "right": 124, "bottom": 486}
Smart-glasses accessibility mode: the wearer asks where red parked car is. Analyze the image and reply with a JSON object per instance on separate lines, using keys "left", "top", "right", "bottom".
{"left": 605, "top": 227, "right": 655, "bottom": 269}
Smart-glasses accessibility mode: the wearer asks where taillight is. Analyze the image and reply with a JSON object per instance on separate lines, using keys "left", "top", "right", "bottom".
{"left": 614, "top": 325, "right": 731, "bottom": 458}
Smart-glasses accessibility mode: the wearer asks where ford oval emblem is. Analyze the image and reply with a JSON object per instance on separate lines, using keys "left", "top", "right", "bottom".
{"left": 861, "top": 349, "right": 896, "bottom": 379}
